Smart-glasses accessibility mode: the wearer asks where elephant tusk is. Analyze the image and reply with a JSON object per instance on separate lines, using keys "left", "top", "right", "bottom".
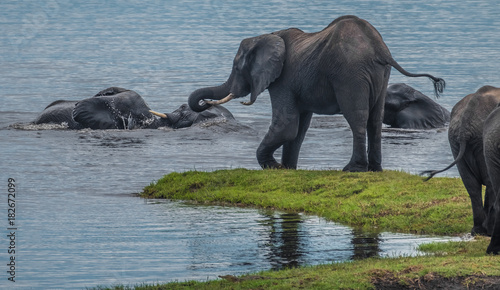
{"left": 240, "top": 100, "right": 255, "bottom": 106}
{"left": 149, "top": 110, "right": 167, "bottom": 118}
{"left": 205, "top": 93, "right": 235, "bottom": 105}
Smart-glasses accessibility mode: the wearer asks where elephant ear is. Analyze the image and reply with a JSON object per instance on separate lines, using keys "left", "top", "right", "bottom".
{"left": 245, "top": 34, "right": 286, "bottom": 103}
{"left": 73, "top": 97, "right": 118, "bottom": 129}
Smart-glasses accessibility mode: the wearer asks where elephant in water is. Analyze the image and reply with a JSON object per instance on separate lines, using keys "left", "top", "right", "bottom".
{"left": 383, "top": 83, "right": 450, "bottom": 129}
{"left": 33, "top": 87, "right": 234, "bottom": 130}
{"left": 188, "top": 15, "right": 445, "bottom": 171}
{"left": 422, "top": 86, "right": 500, "bottom": 236}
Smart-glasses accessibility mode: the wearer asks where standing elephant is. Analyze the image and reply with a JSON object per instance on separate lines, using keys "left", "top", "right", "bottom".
{"left": 483, "top": 104, "right": 500, "bottom": 254}
{"left": 33, "top": 87, "right": 234, "bottom": 130}
{"left": 422, "top": 86, "right": 500, "bottom": 236}
{"left": 383, "top": 83, "right": 450, "bottom": 129}
{"left": 188, "top": 15, "right": 445, "bottom": 171}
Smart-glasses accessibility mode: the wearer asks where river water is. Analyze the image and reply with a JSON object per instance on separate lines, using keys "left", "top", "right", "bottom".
{"left": 1, "top": 0, "right": 499, "bottom": 289}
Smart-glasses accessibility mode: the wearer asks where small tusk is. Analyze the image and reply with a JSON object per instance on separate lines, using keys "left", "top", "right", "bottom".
{"left": 205, "top": 93, "right": 235, "bottom": 105}
{"left": 149, "top": 110, "right": 167, "bottom": 118}
{"left": 240, "top": 100, "right": 255, "bottom": 106}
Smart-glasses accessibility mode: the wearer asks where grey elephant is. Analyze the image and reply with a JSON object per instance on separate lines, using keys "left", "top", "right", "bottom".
{"left": 188, "top": 15, "right": 445, "bottom": 171}
{"left": 34, "top": 87, "right": 234, "bottom": 130}
{"left": 422, "top": 86, "right": 500, "bottom": 236}
{"left": 383, "top": 83, "right": 450, "bottom": 129}
{"left": 483, "top": 104, "right": 500, "bottom": 254}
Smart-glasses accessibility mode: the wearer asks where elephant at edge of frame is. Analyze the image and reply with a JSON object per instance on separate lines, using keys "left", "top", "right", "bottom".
{"left": 383, "top": 83, "right": 450, "bottom": 129}
{"left": 422, "top": 86, "right": 500, "bottom": 236}
{"left": 483, "top": 103, "right": 500, "bottom": 254}
{"left": 188, "top": 15, "right": 445, "bottom": 171}
{"left": 33, "top": 87, "right": 234, "bottom": 130}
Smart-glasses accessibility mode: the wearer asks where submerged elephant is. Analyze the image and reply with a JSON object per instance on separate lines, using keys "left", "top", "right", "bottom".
{"left": 188, "top": 15, "right": 445, "bottom": 171}
{"left": 33, "top": 87, "right": 234, "bottom": 130}
{"left": 484, "top": 104, "right": 500, "bottom": 254}
{"left": 422, "top": 86, "right": 500, "bottom": 236}
{"left": 383, "top": 83, "right": 450, "bottom": 129}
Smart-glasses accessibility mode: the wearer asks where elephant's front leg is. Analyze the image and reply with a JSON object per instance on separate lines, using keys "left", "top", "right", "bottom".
{"left": 257, "top": 106, "right": 300, "bottom": 169}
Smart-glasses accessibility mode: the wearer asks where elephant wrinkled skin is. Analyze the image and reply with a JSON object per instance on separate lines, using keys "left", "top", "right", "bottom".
{"left": 188, "top": 15, "right": 445, "bottom": 171}
{"left": 384, "top": 83, "right": 450, "bottom": 129}
{"left": 34, "top": 87, "right": 234, "bottom": 130}
{"left": 423, "top": 86, "right": 500, "bottom": 237}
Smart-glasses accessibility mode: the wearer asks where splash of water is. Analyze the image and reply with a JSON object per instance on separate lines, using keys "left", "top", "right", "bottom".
{"left": 9, "top": 122, "right": 69, "bottom": 130}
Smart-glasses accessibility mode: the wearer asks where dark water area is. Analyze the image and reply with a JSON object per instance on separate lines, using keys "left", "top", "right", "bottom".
{"left": 1, "top": 0, "right": 499, "bottom": 288}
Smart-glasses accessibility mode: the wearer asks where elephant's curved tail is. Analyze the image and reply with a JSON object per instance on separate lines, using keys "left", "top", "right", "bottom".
{"left": 420, "top": 140, "right": 466, "bottom": 181}
{"left": 387, "top": 58, "right": 446, "bottom": 98}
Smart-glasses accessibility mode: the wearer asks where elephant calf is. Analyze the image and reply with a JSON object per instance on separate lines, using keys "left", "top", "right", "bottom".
{"left": 423, "top": 85, "right": 500, "bottom": 237}
{"left": 383, "top": 83, "right": 450, "bottom": 129}
{"left": 33, "top": 87, "right": 234, "bottom": 130}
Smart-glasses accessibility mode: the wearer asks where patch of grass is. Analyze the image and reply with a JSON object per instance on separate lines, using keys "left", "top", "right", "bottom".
{"left": 142, "top": 169, "right": 470, "bottom": 235}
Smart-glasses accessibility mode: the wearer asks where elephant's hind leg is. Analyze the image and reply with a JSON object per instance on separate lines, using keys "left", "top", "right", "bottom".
{"left": 366, "top": 84, "right": 387, "bottom": 172}
{"left": 341, "top": 108, "right": 369, "bottom": 172}
{"left": 281, "top": 112, "right": 313, "bottom": 169}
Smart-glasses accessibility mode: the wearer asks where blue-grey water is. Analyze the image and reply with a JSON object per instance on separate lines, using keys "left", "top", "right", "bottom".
{"left": 1, "top": 0, "right": 498, "bottom": 288}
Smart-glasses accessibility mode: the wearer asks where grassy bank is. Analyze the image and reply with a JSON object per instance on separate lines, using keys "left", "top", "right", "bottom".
{"left": 142, "top": 169, "right": 470, "bottom": 235}
{"left": 101, "top": 169, "right": 500, "bottom": 289}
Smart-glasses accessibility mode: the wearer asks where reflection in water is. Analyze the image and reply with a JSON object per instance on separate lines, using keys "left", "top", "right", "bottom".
{"left": 258, "top": 212, "right": 390, "bottom": 269}
{"left": 351, "top": 228, "right": 382, "bottom": 260}
{"left": 260, "top": 212, "right": 304, "bottom": 269}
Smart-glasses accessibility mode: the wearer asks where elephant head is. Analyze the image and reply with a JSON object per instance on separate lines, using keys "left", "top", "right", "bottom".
{"left": 72, "top": 87, "right": 159, "bottom": 129}
{"left": 188, "top": 34, "right": 286, "bottom": 112}
{"left": 383, "top": 83, "right": 451, "bottom": 129}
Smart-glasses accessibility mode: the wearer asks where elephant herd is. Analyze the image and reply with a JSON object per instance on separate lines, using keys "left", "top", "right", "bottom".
{"left": 29, "top": 15, "right": 500, "bottom": 254}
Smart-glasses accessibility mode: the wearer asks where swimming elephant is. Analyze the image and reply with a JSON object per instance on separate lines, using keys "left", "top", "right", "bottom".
{"left": 383, "top": 83, "right": 450, "bottom": 129}
{"left": 188, "top": 15, "right": 445, "bottom": 171}
{"left": 483, "top": 104, "right": 500, "bottom": 254}
{"left": 33, "top": 87, "right": 234, "bottom": 130}
{"left": 422, "top": 86, "right": 500, "bottom": 236}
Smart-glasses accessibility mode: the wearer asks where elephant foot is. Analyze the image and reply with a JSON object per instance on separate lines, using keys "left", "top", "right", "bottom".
{"left": 343, "top": 162, "right": 368, "bottom": 172}
{"left": 368, "top": 164, "right": 383, "bottom": 172}
{"left": 260, "top": 161, "right": 285, "bottom": 170}
{"left": 471, "top": 225, "right": 489, "bottom": 236}
{"left": 487, "top": 237, "right": 500, "bottom": 255}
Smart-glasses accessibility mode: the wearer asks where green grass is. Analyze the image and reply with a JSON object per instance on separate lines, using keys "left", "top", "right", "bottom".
{"left": 91, "top": 169, "right": 500, "bottom": 290}
{"left": 142, "top": 169, "right": 470, "bottom": 235}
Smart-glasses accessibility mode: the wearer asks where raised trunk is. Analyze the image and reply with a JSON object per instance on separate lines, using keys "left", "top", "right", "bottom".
{"left": 188, "top": 80, "right": 232, "bottom": 112}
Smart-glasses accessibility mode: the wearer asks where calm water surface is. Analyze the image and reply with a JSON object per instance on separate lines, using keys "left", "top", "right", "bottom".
{"left": 1, "top": 0, "right": 499, "bottom": 289}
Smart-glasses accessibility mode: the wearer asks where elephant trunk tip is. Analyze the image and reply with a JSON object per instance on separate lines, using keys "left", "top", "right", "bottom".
{"left": 188, "top": 89, "right": 213, "bottom": 112}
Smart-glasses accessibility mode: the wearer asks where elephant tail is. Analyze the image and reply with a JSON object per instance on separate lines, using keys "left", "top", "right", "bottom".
{"left": 420, "top": 140, "right": 466, "bottom": 181}
{"left": 386, "top": 58, "right": 446, "bottom": 98}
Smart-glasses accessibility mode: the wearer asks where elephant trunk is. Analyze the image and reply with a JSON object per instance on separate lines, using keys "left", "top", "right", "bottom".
{"left": 188, "top": 79, "right": 233, "bottom": 112}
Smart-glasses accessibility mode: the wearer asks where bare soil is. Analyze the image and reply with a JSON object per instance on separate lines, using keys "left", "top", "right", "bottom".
{"left": 372, "top": 273, "right": 500, "bottom": 289}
